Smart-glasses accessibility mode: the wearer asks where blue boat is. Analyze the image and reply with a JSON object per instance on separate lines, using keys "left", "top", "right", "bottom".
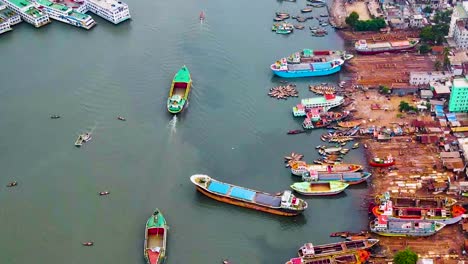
{"left": 271, "top": 49, "right": 351, "bottom": 78}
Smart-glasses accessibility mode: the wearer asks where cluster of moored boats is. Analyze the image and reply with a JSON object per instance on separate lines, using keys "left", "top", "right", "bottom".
{"left": 309, "top": 84, "right": 336, "bottom": 95}
{"left": 268, "top": 84, "right": 299, "bottom": 99}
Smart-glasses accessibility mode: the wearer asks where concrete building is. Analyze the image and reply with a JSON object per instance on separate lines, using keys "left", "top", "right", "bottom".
{"left": 430, "top": 81, "right": 451, "bottom": 98}
{"left": 449, "top": 50, "right": 468, "bottom": 75}
{"left": 454, "top": 20, "right": 468, "bottom": 49}
{"left": 409, "top": 14, "right": 424, "bottom": 28}
{"left": 449, "top": 2, "right": 468, "bottom": 38}
{"left": 410, "top": 71, "right": 453, "bottom": 85}
{"left": 449, "top": 78, "right": 468, "bottom": 112}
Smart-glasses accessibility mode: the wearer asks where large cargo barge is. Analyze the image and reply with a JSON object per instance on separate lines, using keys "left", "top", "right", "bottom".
{"left": 355, "top": 39, "right": 419, "bottom": 55}
{"left": 190, "top": 174, "right": 308, "bottom": 216}
{"left": 289, "top": 161, "right": 363, "bottom": 176}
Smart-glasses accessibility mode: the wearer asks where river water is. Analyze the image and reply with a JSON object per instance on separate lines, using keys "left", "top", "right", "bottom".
{"left": 0, "top": 0, "right": 369, "bottom": 263}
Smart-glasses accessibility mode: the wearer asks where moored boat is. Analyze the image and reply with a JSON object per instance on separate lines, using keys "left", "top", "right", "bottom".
{"left": 144, "top": 209, "right": 168, "bottom": 264}
{"left": 271, "top": 49, "right": 348, "bottom": 78}
{"left": 355, "top": 39, "right": 419, "bottom": 55}
{"left": 290, "top": 161, "right": 363, "bottom": 176}
{"left": 301, "top": 7, "right": 313, "bottom": 12}
{"left": 74, "top": 133, "right": 91, "bottom": 147}
{"left": 199, "top": 11, "right": 205, "bottom": 20}
{"left": 294, "top": 239, "right": 378, "bottom": 260}
{"left": 372, "top": 192, "right": 465, "bottom": 225}
{"left": 190, "top": 174, "right": 308, "bottom": 216}
{"left": 301, "top": 169, "right": 371, "bottom": 185}
{"left": 167, "top": 66, "right": 192, "bottom": 114}
{"left": 369, "top": 155, "right": 395, "bottom": 167}
{"left": 352, "top": 143, "right": 359, "bottom": 149}
{"left": 337, "top": 120, "right": 361, "bottom": 128}
{"left": 290, "top": 181, "right": 349, "bottom": 196}
{"left": 286, "top": 250, "right": 371, "bottom": 264}
{"left": 370, "top": 215, "right": 446, "bottom": 237}
{"left": 288, "top": 129, "right": 306, "bottom": 135}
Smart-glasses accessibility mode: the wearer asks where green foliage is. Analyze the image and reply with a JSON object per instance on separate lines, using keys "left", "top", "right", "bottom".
{"left": 379, "top": 85, "right": 391, "bottom": 94}
{"left": 345, "top": 12, "right": 359, "bottom": 27}
{"left": 419, "top": 44, "right": 431, "bottom": 54}
{"left": 420, "top": 25, "right": 448, "bottom": 44}
{"left": 393, "top": 248, "right": 418, "bottom": 264}
{"left": 354, "top": 18, "right": 386, "bottom": 31}
{"left": 396, "top": 113, "right": 404, "bottom": 118}
{"left": 399, "top": 101, "right": 418, "bottom": 112}
{"left": 434, "top": 10, "right": 452, "bottom": 24}
{"left": 423, "top": 6, "right": 432, "bottom": 14}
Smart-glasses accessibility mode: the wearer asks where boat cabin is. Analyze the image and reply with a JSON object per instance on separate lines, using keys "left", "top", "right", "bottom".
{"left": 281, "top": 190, "right": 299, "bottom": 208}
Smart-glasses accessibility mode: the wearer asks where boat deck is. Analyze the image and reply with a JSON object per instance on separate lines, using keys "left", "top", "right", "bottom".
{"left": 207, "top": 181, "right": 281, "bottom": 207}
{"left": 308, "top": 183, "right": 332, "bottom": 191}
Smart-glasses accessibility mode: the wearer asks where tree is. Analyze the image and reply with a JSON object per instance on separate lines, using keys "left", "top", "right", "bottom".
{"left": 423, "top": 6, "right": 432, "bottom": 14}
{"left": 345, "top": 12, "right": 359, "bottom": 27}
{"left": 379, "top": 85, "right": 390, "bottom": 94}
{"left": 419, "top": 44, "right": 431, "bottom": 54}
{"left": 420, "top": 26, "right": 435, "bottom": 42}
{"left": 434, "top": 61, "right": 442, "bottom": 71}
{"left": 399, "top": 101, "right": 411, "bottom": 112}
{"left": 393, "top": 248, "right": 418, "bottom": 264}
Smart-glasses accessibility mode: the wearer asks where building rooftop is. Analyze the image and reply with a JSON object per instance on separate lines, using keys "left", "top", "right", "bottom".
{"left": 50, "top": 0, "right": 85, "bottom": 9}
{"left": 86, "top": 0, "right": 127, "bottom": 10}
{"left": 36, "top": 0, "right": 70, "bottom": 12}
{"left": 24, "top": 6, "right": 46, "bottom": 17}
{"left": 413, "top": 14, "right": 423, "bottom": 20}
{"left": 431, "top": 81, "right": 451, "bottom": 94}
{"left": 453, "top": 77, "right": 468, "bottom": 88}
{"left": 69, "top": 10, "right": 89, "bottom": 20}
{"left": 0, "top": 3, "right": 17, "bottom": 19}
{"left": 449, "top": 50, "right": 468, "bottom": 66}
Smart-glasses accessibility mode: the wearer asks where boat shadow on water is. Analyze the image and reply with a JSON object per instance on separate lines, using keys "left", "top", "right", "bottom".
{"left": 192, "top": 190, "right": 308, "bottom": 226}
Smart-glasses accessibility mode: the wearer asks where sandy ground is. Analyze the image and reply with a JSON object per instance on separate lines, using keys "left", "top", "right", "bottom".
{"left": 346, "top": 1, "right": 371, "bottom": 20}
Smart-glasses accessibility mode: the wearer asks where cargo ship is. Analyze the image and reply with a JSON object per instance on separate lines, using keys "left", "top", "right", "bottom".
{"left": 286, "top": 250, "right": 371, "bottom": 264}
{"left": 289, "top": 161, "right": 362, "bottom": 176}
{"left": 355, "top": 39, "right": 419, "bottom": 55}
{"left": 370, "top": 215, "right": 446, "bottom": 237}
{"left": 372, "top": 192, "right": 465, "bottom": 225}
{"left": 271, "top": 49, "right": 351, "bottom": 78}
{"left": 190, "top": 174, "right": 308, "bottom": 216}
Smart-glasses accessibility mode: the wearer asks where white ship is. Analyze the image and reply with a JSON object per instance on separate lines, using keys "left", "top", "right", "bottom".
{"left": 3, "top": 0, "right": 49, "bottom": 27}
{"left": 86, "top": 0, "right": 130, "bottom": 24}
{"left": 0, "top": 1, "right": 22, "bottom": 34}
{"left": 33, "top": 0, "right": 95, "bottom": 29}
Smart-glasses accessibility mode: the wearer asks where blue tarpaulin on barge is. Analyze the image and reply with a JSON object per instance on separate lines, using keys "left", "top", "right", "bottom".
{"left": 230, "top": 187, "right": 255, "bottom": 201}
{"left": 208, "top": 181, "right": 230, "bottom": 195}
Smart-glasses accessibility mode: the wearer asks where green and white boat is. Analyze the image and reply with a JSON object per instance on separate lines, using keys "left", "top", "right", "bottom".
{"left": 290, "top": 181, "right": 349, "bottom": 196}
{"left": 144, "top": 209, "right": 168, "bottom": 264}
{"left": 167, "top": 66, "right": 192, "bottom": 114}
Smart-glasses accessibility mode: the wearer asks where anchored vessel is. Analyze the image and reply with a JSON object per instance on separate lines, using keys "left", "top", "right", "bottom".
{"left": 355, "top": 39, "right": 419, "bottom": 55}
{"left": 167, "top": 66, "right": 192, "bottom": 114}
{"left": 292, "top": 95, "right": 344, "bottom": 116}
{"left": 286, "top": 250, "right": 371, "bottom": 264}
{"left": 33, "top": 0, "right": 95, "bottom": 29}
{"left": 271, "top": 49, "right": 350, "bottom": 78}
{"left": 370, "top": 215, "right": 446, "bottom": 237}
{"left": 369, "top": 155, "right": 395, "bottom": 167}
{"left": 190, "top": 174, "right": 308, "bottom": 216}
{"left": 144, "top": 209, "right": 168, "bottom": 264}
{"left": 0, "top": 2, "right": 21, "bottom": 34}
{"left": 372, "top": 192, "right": 465, "bottom": 225}
{"left": 86, "top": 0, "right": 130, "bottom": 24}
{"left": 290, "top": 181, "right": 349, "bottom": 196}
{"left": 290, "top": 161, "right": 362, "bottom": 176}
{"left": 301, "top": 170, "right": 371, "bottom": 185}
{"left": 4, "top": 0, "right": 49, "bottom": 27}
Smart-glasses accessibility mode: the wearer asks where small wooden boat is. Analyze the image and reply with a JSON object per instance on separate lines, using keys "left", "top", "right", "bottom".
{"left": 301, "top": 7, "right": 313, "bottom": 13}
{"left": 352, "top": 143, "right": 359, "bottom": 149}
{"left": 363, "top": 144, "right": 368, "bottom": 149}
{"left": 99, "top": 191, "right": 110, "bottom": 196}
{"left": 338, "top": 121, "right": 361, "bottom": 128}
{"left": 6, "top": 181, "right": 17, "bottom": 187}
{"left": 167, "top": 66, "right": 192, "bottom": 114}
{"left": 75, "top": 133, "right": 91, "bottom": 147}
{"left": 117, "top": 116, "right": 126, "bottom": 121}
{"left": 290, "top": 181, "right": 349, "bottom": 196}
{"left": 50, "top": 115, "right": 60, "bottom": 119}
{"left": 369, "top": 155, "right": 395, "bottom": 167}
{"left": 320, "top": 13, "right": 328, "bottom": 17}
{"left": 199, "top": 11, "right": 205, "bottom": 20}
{"left": 190, "top": 174, "right": 308, "bottom": 216}
{"left": 274, "top": 17, "right": 285, "bottom": 21}
{"left": 293, "top": 24, "right": 305, "bottom": 30}
{"left": 82, "top": 242, "right": 94, "bottom": 246}
{"left": 276, "top": 12, "right": 290, "bottom": 17}
{"left": 287, "top": 129, "right": 305, "bottom": 135}
{"left": 144, "top": 209, "right": 168, "bottom": 264}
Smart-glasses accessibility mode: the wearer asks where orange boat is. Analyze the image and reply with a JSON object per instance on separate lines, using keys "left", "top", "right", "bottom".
{"left": 337, "top": 120, "right": 361, "bottom": 128}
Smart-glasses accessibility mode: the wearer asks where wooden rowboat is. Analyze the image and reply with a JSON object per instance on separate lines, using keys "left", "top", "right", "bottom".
{"left": 338, "top": 120, "right": 361, "bottom": 128}
{"left": 144, "top": 209, "right": 168, "bottom": 264}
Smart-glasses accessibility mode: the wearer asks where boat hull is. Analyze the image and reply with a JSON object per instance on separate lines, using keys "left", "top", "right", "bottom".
{"left": 371, "top": 206, "right": 463, "bottom": 225}
{"left": 292, "top": 188, "right": 346, "bottom": 196}
{"left": 195, "top": 186, "right": 302, "bottom": 216}
{"left": 369, "top": 161, "right": 395, "bottom": 167}
{"left": 272, "top": 65, "right": 341, "bottom": 78}
{"left": 371, "top": 231, "right": 436, "bottom": 237}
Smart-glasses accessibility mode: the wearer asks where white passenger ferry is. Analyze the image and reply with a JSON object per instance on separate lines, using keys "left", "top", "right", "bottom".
{"left": 33, "top": 0, "right": 95, "bottom": 29}
{"left": 3, "top": 0, "right": 49, "bottom": 27}
{"left": 86, "top": 0, "right": 130, "bottom": 24}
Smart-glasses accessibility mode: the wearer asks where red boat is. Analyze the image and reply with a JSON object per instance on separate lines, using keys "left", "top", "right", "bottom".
{"left": 288, "top": 129, "right": 306, "bottom": 135}
{"left": 369, "top": 155, "right": 395, "bottom": 167}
